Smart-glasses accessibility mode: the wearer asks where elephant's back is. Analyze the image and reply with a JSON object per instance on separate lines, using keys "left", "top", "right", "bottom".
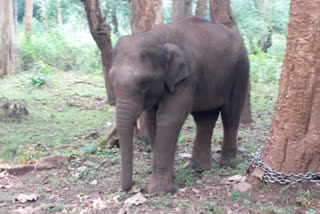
{"left": 168, "top": 17, "right": 249, "bottom": 112}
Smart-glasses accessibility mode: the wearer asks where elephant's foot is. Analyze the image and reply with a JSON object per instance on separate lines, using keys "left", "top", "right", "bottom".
{"left": 147, "top": 173, "right": 176, "bottom": 194}
{"left": 218, "top": 152, "right": 236, "bottom": 168}
{"left": 188, "top": 159, "right": 211, "bottom": 171}
{"left": 121, "top": 180, "right": 135, "bottom": 192}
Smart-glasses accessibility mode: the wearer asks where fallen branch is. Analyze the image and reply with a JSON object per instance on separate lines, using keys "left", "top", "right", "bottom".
{"left": 67, "top": 81, "right": 104, "bottom": 88}
{"left": 99, "top": 124, "right": 119, "bottom": 148}
{"left": 0, "top": 155, "right": 69, "bottom": 176}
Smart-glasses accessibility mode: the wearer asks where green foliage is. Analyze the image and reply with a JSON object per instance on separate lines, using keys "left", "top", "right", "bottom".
{"left": 84, "top": 144, "right": 98, "bottom": 154}
{"left": 18, "top": 29, "right": 102, "bottom": 73}
{"left": 42, "top": 203, "right": 65, "bottom": 213}
{"left": 231, "top": 0, "right": 290, "bottom": 48}
{"left": 30, "top": 60, "right": 52, "bottom": 87}
{"left": 178, "top": 133, "right": 185, "bottom": 144}
{"left": 249, "top": 47, "right": 283, "bottom": 84}
{"left": 100, "top": 0, "right": 131, "bottom": 35}
{"left": 231, "top": 191, "right": 242, "bottom": 202}
{"left": 205, "top": 202, "right": 225, "bottom": 214}
{"left": 174, "top": 163, "right": 198, "bottom": 187}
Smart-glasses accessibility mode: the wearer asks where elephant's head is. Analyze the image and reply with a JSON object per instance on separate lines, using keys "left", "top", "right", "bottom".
{"left": 110, "top": 34, "right": 189, "bottom": 191}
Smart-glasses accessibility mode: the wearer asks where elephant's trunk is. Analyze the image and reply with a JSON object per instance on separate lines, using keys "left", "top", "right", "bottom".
{"left": 116, "top": 99, "right": 142, "bottom": 191}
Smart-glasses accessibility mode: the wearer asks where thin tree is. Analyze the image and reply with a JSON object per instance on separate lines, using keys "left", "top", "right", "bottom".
{"left": 184, "top": 0, "right": 193, "bottom": 16}
{"left": 25, "top": 0, "right": 33, "bottom": 37}
{"left": 209, "top": 0, "right": 252, "bottom": 124}
{"left": 260, "top": 0, "right": 320, "bottom": 173}
{"left": 82, "top": 0, "right": 116, "bottom": 105}
{"left": 172, "top": 0, "right": 186, "bottom": 21}
{"left": 111, "top": 9, "right": 119, "bottom": 36}
{"left": 57, "top": 0, "right": 63, "bottom": 26}
{"left": 0, "top": 0, "right": 20, "bottom": 77}
{"left": 196, "top": 0, "right": 207, "bottom": 18}
{"left": 253, "top": 0, "right": 272, "bottom": 53}
{"left": 38, "top": 0, "right": 48, "bottom": 29}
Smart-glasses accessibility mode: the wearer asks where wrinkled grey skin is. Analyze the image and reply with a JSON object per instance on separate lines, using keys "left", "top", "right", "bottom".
{"left": 110, "top": 17, "right": 249, "bottom": 194}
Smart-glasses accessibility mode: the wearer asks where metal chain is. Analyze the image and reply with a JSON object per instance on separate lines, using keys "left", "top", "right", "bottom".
{"left": 251, "top": 147, "right": 320, "bottom": 184}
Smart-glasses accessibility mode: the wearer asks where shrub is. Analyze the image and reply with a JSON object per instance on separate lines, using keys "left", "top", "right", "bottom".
{"left": 249, "top": 47, "right": 284, "bottom": 84}
{"left": 18, "top": 29, "right": 102, "bottom": 73}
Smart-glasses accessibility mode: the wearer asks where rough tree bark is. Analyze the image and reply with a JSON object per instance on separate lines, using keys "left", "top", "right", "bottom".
{"left": 130, "top": 0, "right": 163, "bottom": 34}
{"left": 111, "top": 10, "right": 119, "bottom": 36}
{"left": 0, "top": 0, "right": 20, "bottom": 77}
{"left": 209, "top": 0, "right": 252, "bottom": 124}
{"left": 13, "top": 0, "right": 18, "bottom": 31}
{"left": 184, "top": 0, "right": 193, "bottom": 16}
{"left": 261, "top": 0, "right": 320, "bottom": 173}
{"left": 82, "top": 0, "right": 116, "bottom": 105}
{"left": 130, "top": 0, "right": 163, "bottom": 142}
{"left": 25, "top": 0, "right": 33, "bottom": 36}
{"left": 172, "top": 0, "right": 186, "bottom": 21}
{"left": 196, "top": 0, "right": 208, "bottom": 18}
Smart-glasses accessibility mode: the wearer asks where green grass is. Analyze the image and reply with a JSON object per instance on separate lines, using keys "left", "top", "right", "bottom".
{"left": 0, "top": 71, "right": 114, "bottom": 163}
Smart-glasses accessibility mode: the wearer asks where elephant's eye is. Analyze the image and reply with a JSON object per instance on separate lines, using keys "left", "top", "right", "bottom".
{"left": 140, "top": 79, "right": 149, "bottom": 91}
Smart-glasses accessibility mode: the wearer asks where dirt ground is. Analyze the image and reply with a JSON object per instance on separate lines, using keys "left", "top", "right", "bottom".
{"left": 1, "top": 71, "right": 319, "bottom": 214}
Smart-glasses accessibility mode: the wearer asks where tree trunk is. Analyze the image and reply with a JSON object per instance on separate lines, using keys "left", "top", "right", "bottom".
{"left": 82, "top": 0, "right": 116, "bottom": 105}
{"left": 39, "top": 0, "right": 48, "bottom": 30}
{"left": 0, "top": 0, "right": 20, "bottom": 77}
{"left": 57, "top": 0, "right": 63, "bottom": 26}
{"left": 209, "top": 0, "right": 252, "bottom": 124}
{"left": 130, "top": 0, "right": 163, "bottom": 34}
{"left": 196, "top": 0, "right": 207, "bottom": 18}
{"left": 240, "top": 82, "right": 252, "bottom": 124}
{"left": 111, "top": 10, "right": 119, "bottom": 36}
{"left": 209, "top": 0, "right": 239, "bottom": 35}
{"left": 13, "top": 0, "right": 18, "bottom": 31}
{"left": 184, "top": 0, "right": 193, "bottom": 16}
{"left": 25, "top": 0, "right": 33, "bottom": 36}
{"left": 130, "top": 0, "right": 163, "bottom": 143}
{"left": 172, "top": 0, "right": 185, "bottom": 22}
{"left": 261, "top": 0, "right": 320, "bottom": 173}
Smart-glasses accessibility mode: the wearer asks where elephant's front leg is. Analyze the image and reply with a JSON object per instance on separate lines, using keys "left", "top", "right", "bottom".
{"left": 144, "top": 107, "right": 157, "bottom": 149}
{"left": 147, "top": 97, "right": 190, "bottom": 194}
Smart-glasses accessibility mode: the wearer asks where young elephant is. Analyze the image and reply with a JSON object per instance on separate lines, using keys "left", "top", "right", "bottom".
{"left": 110, "top": 16, "right": 249, "bottom": 194}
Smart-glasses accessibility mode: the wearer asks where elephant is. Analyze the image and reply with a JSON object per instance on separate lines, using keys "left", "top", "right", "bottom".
{"left": 110, "top": 16, "right": 249, "bottom": 194}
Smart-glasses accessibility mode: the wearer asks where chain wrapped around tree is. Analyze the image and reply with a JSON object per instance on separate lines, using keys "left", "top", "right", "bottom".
{"left": 249, "top": 0, "right": 320, "bottom": 185}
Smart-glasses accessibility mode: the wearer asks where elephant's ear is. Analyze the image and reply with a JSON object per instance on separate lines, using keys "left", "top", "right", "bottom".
{"left": 164, "top": 43, "right": 189, "bottom": 93}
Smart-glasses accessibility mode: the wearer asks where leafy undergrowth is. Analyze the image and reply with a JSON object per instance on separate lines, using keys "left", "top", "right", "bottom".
{"left": 1, "top": 71, "right": 319, "bottom": 213}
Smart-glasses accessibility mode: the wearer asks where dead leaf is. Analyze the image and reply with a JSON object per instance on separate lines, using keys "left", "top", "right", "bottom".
{"left": 130, "top": 187, "right": 141, "bottom": 194}
{"left": 12, "top": 206, "right": 35, "bottom": 214}
{"left": 117, "top": 205, "right": 130, "bottom": 214}
{"left": 0, "top": 170, "right": 9, "bottom": 178}
{"left": 251, "top": 168, "right": 264, "bottom": 180}
{"left": 15, "top": 194, "right": 37, "bottom": 203}
{"left": 92, "top": 198, "right": 107, "bottom": 210}
{"left": 179, "top": 188, "right": 187, "bottom": 193}
{"left": 90, "top": 180, "right": 98, "bottom": 185}
{"left": 233, "top": 182, "right": 252, "bottom": 193}
{"left": 179, "top": 153, "right": 192, "bottom": 159}
{"left": 124, "top": 193, "right": 146, "bottom": 206}
{"left": 226, "top": 175, "right": 246, "bottom": 184}
{"left": 80, "top": 209, "right": 91, "bottom": 214}
{"left": 192, "top": 188, "right": 200, "bottom": 194}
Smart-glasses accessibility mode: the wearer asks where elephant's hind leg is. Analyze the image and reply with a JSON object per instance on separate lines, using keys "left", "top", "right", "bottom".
{"left": 219, "top": 91, "right": 245, "bottom": 167}
{"left": 189, "top": 110, "right": 219, "bottom": 171}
